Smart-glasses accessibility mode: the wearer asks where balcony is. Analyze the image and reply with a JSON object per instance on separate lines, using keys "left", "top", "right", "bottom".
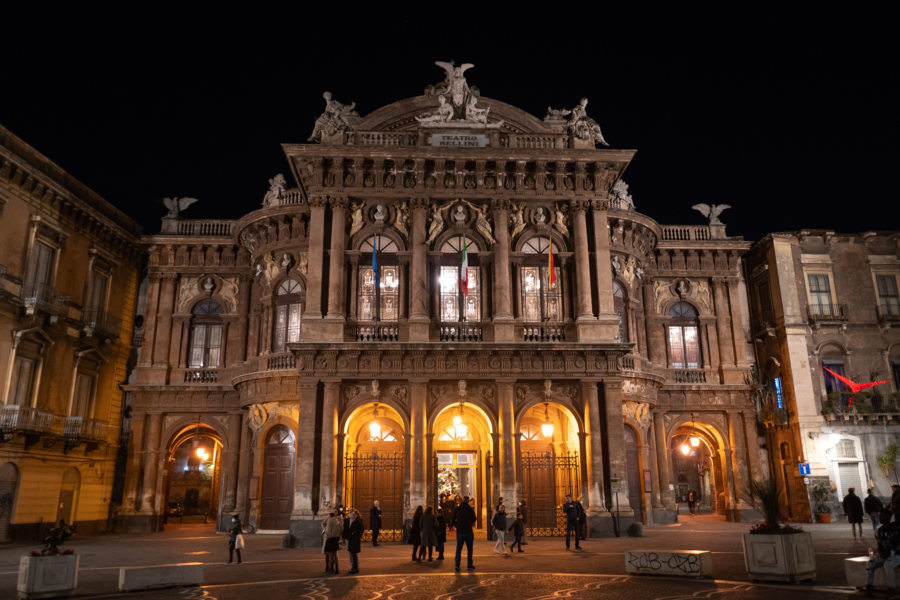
{"left": 63, "top": 416, "right": 108, "bottom": 442}
{"left": 266, "top": 352, "right": 296, "bottom": 371}
{"left": 823, "top": 394, "right": 900, "bottom": 424}
{"left": 522, "top": 323, "right": 566, "bottom": 342}
{"left": 671, "top": 369, "right": 708, "bottom": 384}
{"left": 355, "top": 323, "right": 399, "bottom": 342}
{"left": 82, "top": 309, "right": 122, "bottom": 340}
{"left": 660, "top": 225, "right": 710, "bottom": 241}
{"left": 0, "top": 406, "right": 107, "bottom": 451}
{"left": 20, "top": 282, "right": 68, "bottom": 317}
{"left": 184, "top": 369, "right": 219, "bottom": 384}
{"left": 439, "top": 321, "right": 483, "bottom": 342}
{"left": 877, "top": 301, "right": 900, "bottom": 324}
{"left": 0, "top": 405, "right": 55, "bottom": 437}
{"left": 807, "top": 303, "right": 848, "bottom": 323}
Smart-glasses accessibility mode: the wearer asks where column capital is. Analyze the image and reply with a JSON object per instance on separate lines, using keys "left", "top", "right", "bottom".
{"left": 329, "top": 195, "right": 349, "bottom": 210}
{"left": 309, "top": 195, "right": 329, "bottom": 208}
{"left": 569, "top": 198, "right": 590, "bottom": 213}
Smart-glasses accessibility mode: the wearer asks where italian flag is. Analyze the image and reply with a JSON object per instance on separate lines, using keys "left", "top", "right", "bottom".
{"left": 460, "top": 237, "right": 469, "bottom": 296}
{"left": 548, "top": 238, "right": 556, "bottom": 289}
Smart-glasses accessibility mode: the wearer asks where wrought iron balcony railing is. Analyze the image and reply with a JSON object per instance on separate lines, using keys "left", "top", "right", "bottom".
{"left": 877, "top": 301, "right": 900, "bottom": 323}
{"left": 807, "top": 303, "right": 848, "bottom": 322}
{"left": 63, "top": 416, "right": 108, "bottom": 441}
{"left": 82, "top": 309, "right": 122, "bottom": 339}
{"left": 0, "top": 405, "right": 55, "bottom": 434}
{"left": 20, "top": 282, "right": 68, "bottom": 316}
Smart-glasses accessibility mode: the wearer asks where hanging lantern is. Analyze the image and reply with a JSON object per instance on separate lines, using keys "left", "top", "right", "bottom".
{"left": 453, "top": 402, "right": 467, "bottom": 439}
{"left": 680, "top": 442, "right": 691, "bottom": 455}
{"left": 541, "top": 403, "right": 554, "bottom": 438}
{"left": 369, "top": 403, "right": 381, "bottom": 440}
{"left": 690, "top": 436, "right": 701, "bottom": 447}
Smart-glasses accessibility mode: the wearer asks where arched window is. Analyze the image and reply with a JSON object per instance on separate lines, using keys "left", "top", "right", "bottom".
{"left": 668, "top": 302, "right": 701, "bottom": 368}
{"left": 267, "top": 425, "right": 295, "bottom": 446}
{"left": 189, "top": 300, "right": 223, "bottom": 368}
{"left": 521, "top": 237, "right": 562, "bottom": 322}
{"left": 274, "top": 279, "right": 303, "bottom": 352}
{"left": 437, "top": 424, "right": 474, "bottom": 442}
{"left": 440, "top": 236, "right": 481, "bottom": 322}
{"left": 358, "top": 236, "right": 399, "bottom": 322}
{"left": 613, "top": 281, "right": 628, "bottom": 342}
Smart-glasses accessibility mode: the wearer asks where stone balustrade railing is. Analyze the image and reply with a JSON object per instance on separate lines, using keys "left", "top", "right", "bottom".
{"left": 521, "top": 323, "right": 566, "bottom": 342}
{"left": 506, "top": 134, "right": 568, "bottom": 149}
{"left": 266, "top": 352, "right": 297, "bottom": 370}
{"left": 355, "top": 324, "right": 399, "bottom": 342}
{"left": 439, "top": 321, "right": 483, "bottom": 342}
{"left": 351, "top": 131, "right": 418, "bottom": 147}
{"left": 184, "top": 369, "right": 219, "bottom": 384}
{"left": 671, "top": 369, "right": 708, "bottom": 384}
{"left": 175, "top": 219, "right": 234, "bottom": 236}
{"left": 660, "top": 225, "right": 711, "bottom": 241}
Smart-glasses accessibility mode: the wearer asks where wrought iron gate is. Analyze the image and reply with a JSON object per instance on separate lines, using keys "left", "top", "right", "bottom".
{"left": 344, "top": 451, "right": 404, "bottom": 542}
{"left": 521, "top": 451, "right": 581, "bottom": 536}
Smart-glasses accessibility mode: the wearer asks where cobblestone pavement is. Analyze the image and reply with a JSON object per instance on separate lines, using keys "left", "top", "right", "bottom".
{"left": 0, "top": 513, "right": 876, "bottom": 599}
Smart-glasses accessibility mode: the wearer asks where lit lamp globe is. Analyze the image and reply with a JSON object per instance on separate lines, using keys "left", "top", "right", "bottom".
{"left": 680, "top": 442, "right": 691, "bottom": 456}
{"left": 369, "top": 421, "right": 381, "bottom": 439}
{"left": 541, "top": 421, "right": 554, "bottom": 438}
{"left": 690, "top": 436, "right": 700, "bottom": 447}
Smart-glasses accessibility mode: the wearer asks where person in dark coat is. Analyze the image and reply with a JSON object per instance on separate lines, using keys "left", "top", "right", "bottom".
{"left": 891, "top": 484, "right": 900, "bottom": 523}
{"left": 343, "top": 509, "right": 363, "bottom": 574}
{"left": 865, "top": 488, "right": 885, "bottom": 535}
{"left": 864, "top": 516, "right": 900, "bottom": 593}
{"left": 409, "top": 505, "right": 423, "bottom": 561}
{"left": 369, "top": 500, "right": 382, "bottom": 546}
{"left": 227, "top": 514, "right": 243, "bottom": 564}
{"left": 452, "top": 495, "right": 477, "bottom": 571}
{"left": 687, "top": 490, "right": 696, "bottom": 515}
{"left": 419, "top": 505, "right": 438, "bottom": 560}
{"left": 492, "top": 504, "right": 508, "bottom": 555}
{"left": 843, "top": 487, "right": 865, "bottom": 539}
{"left": 434, "top": 510, "right": 447, "bottom": 560}
{"left": 507, "top": 510, "right": 525, "bottom": 553}
{"left": 518, "top": 499, "right": 528, "bottom": 545}
{"left": 562, "top": 494, "right": 582, "bottom": 550}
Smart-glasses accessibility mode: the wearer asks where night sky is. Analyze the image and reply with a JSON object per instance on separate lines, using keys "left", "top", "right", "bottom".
{"left": 2, "top": 6, "right": 897, "bottom": 241}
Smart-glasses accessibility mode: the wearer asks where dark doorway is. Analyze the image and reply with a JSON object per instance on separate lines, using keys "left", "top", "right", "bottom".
{"left": 344, "top": 451, "right": 404, "bottom": 541}
{"left": 520, "top": 451, "right": 580, "bottom": 536}
{"left": 259, "top": 426, "right": 295, "bottom": 530}
{"left": 624, "top": 425, "right": 644, "bottom": 522}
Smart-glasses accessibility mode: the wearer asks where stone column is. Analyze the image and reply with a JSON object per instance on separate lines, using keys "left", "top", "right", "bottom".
{"left": 571, "top": 200, "right": 594, "bottom": 321}
{"left": 602, "top": 378, "right": 632, "bottom": 515}
{"left": 409, "top": 380, "right": 427, "bottom": 511}
{"left": 320, "top": 381, "right": 340, "bottom": 511}
{"left": 741, "top": 409, "right": 762, "bottom": 484}
{"left": 293, "top": 381, "right": 318, "bottom": 517}
{"left": 497, "top": 381, "right": 516, "bottom": 504}
{"left": 726, "top": 410, "right": 750, "bottom": 513}
{"left": 591, "top": 200, "right": 615, "bottom": 315}
{"left": 581, "top": 381, "right": 608, "bottom": 515}
{"left": 140, "top": 412, "right": 163, "bottom": 513}
{"left": 122, "top": 411, "right": 145, "bottom": 512}
{"left": 712, "top": 280, "right": 735, "bottom": 366}
{"left": 653, "top": 411, "right": 674, "bottom": 508}
{"left": 304, "top": 197, "right": 328, "bottom": 318}
{"left": 326, "top": 197, "right": 347, "bottom": 319}
{"left": 140, "top": 276, "right": 160, "bottom": 366}
{"left": 727, "top": 278, "right": 748, "bottom": 365}
{"left": 237, "top": 277, "right": 251, "bottom": 362}
{"left": 221, "top": 412, "right": 242, "bottom": 513}
{"left": 492, "top": 200, "right": 514, "bottom": 341}
{"left": 152, "top": 275, "right": 177, "bottom": 367}
{"left": 643, "top": 281, "right": 666, "bottom": 365}
{"left": 409, "top": 199, "right": 429, "bottom": 341}
{"left": 235, "top": 417, "right": 251, "bottom": 518}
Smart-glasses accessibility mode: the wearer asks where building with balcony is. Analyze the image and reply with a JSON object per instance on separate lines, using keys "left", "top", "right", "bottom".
{"left": 121, "top": 64, "right": 760, "bottom": 544}
{"left": 745, "top": 230, "right": 900, "bottom": 522}
{"left": 0, "top": 125, "right": 142, "bottom": 541}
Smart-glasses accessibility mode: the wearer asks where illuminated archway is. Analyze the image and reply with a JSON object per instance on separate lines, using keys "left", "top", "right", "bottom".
{"left": 668, "top": 419, "right": 725, "bottom": 516}
{"left": 165, "top": 422, "right": 224, "bottom": 522}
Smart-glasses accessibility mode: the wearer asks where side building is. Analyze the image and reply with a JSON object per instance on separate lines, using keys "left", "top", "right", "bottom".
{"left": 120, "top": 64, "right": 762, "bottom": 544}
{"left": 0, "top": 125, "right": 142, "bottom": 541}
{"left": 745, "top": 230, "right": 900, "bottom": 522}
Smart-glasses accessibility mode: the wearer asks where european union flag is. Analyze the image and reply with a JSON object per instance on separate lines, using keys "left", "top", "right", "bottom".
{"left": 372, "top": 233, "right": 379, "bottom": 290}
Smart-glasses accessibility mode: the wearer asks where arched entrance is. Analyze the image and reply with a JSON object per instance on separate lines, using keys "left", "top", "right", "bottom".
{"left": 518, "top": 401, "right": 581, "bottom": 536}
{"left": 670, "top": 421, "right": 720, "bottom": 515}
{"left": 259, "top": 425, "right": 295, "bottom": 530}
{"left": 343, "top": 402, "right": 405, "bottom": 541}
{"left": 432, "top": 400, "right": 493, "bottom": 530}
{"left": 0, "top": 462, "right": 19, "bottom": 540}
{"left": 165, "top": 424, "right": 223, "bottom": 523}
{"left": 624, "top": 425, "right": 644, "bottom": 522}
{"left": 57, "top": 468, "right": 80, "bottom": 525}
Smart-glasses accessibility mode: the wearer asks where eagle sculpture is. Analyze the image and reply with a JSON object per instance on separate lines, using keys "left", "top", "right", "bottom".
{"left": 162, "top": 197, "right": 198, "bottom": 218}
{"left": 691, "top": 203, "right": 731, "bottom": 225}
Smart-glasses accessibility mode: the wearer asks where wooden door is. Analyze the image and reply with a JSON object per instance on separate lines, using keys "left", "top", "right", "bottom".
{"left": 260, "top": 427, "right": 294, "bottom": 530}
{"left": 624, "top": 425, "right": 644, "bottom": 522}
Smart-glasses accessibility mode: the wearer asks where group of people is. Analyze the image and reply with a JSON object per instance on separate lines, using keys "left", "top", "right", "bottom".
{"left": 321, "top": 507, "right": 364, "bottom": 575}
{"left": 843, "top": 484, "right": 900, "bottom": 594}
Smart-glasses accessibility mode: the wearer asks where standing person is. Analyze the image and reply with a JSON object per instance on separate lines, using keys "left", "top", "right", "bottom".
{"left": 343, "top": 509, "right": 363, "bottom": 574}
{"left": 865, "top": 488, "right": 885, "bottom": 535}
{"left": 435, "top": 508, "right": 447, "bottom": 560}
{"left": 518, "top": 499, "right": 528, "bottom": 545}
{"left": 323, "top": 511, "right": 343, "bottom": 575}
{"left": 864, "top": 514, "right": 900, "bottom": 594}
{"left": 891, "top": 484, "right": 900, "bottom": 523}
{"left": 452, "top": 495, "right": 477, "bottom": 571}
{"left": 226, "top": 514, "right": 243, "bottom": 565}
{"left": 420, "top": 505, "right": 438, "bottom": 561}
{"left": 369, "top": 500, "right": 382, "bottom": 546}
{"left": 507, "top": 510, "right": 525, "bottom": 553}
{"left": 562, "top": 494, "right": 581, "bottom": 550}
{"left": 576, "top": 497, "right": 587, "bottom": 540}
{"left": 687, "top": 490, "right": 696, "bottom": 515}
{"left": 409, "top": 506, "right": 423, "bottom": 561}
{"left": 492, "top": 504, "right": 508, "bottom": 555}
{"left": 843, "top": 487, "right": 865, "bottom": 540}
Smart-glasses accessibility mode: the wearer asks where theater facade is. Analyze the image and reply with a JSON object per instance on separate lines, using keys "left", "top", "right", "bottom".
{"left": 121, "top": 63, "right": 762, "bottom": 545}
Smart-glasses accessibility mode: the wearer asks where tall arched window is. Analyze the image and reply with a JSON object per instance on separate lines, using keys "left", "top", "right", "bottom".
{"left": 613, "top": 281, "right": 629, "bottom": 342}
{"left": 358, "top": 236, "right": 399, "bottom": 322}
{"left": 440, "top": 236, "right": 481, "bottom": 321}
{"left": 521, "top": 237, "right": 562, "bottom": 322}
{"left": 668, "top": 301, "right": 701, "bottom": 368}
{"left": 274, "top": 279, "right": 303, "bottom": 351}
{"left": 189, "top": 300, "right": 223, "bottom": 368}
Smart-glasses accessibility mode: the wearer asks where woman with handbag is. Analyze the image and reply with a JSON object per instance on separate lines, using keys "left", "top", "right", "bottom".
{"left": 227, "top": 514, "right": 244, "bottom": 564}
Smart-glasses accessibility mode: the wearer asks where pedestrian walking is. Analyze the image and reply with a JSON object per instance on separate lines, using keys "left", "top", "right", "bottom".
{"left": 687, "top": 490, "right": 696, "bottom": 515}
{"left": 226, "top": 514, "right": 244, "bottom": 564}
{"left": 419, "top": 505, "right": 438, "bottom": 560}
{"left": 864, "top": 513, "right": 900, "bottom": 594}
{"left": 369, "top": 500, "right": 382, "bottom": 546}
{"left": 507, "top": 510, "right": 525, "bottom": 553}
{"left": 843, "top": 487, "right": 865, "bottom": 539}
{"left": 343, "top": 509, "right": 363, "bottom": 574}
{"left": 323, "top": 511, "right": 343, "bottom": 575}
{"left": 409, "top": 505, "right": 423, "bottom": 561}
{"left": 452, "top": 495, "right": 477, "bottom": 571}
{"left": 562, "top": 494, "right": 582, "bottom": 550}
{"left": 518, "top": 499, "right": 528, "bottom": 545}
{"left": 435, "top": 509, "right": 447, "bottom": 560}
{"left": 492, "top": 504, "right": 508, "bottom": 555}
{"left": 865, "top": 488, "right": 885, "bottom": 535}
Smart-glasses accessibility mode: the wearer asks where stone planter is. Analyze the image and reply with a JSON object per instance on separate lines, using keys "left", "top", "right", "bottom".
{"left": 17, "top": 554, "right": 79, "bottom": 599}
{"left": 742, "top": 532, "right": 815, "bottom": 583}
{"left": 816, "top": 512, "right": 831, "bottom": 523}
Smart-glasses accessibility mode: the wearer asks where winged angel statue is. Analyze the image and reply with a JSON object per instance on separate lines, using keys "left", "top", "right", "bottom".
{"left": 163, "top": 197, "right": 198, "bottom": 218}
{"left": 691, "top": 203, "right": 731, "bottom": 225}
{"left": 434, "top": 61, "right": 474, "bottom": 119}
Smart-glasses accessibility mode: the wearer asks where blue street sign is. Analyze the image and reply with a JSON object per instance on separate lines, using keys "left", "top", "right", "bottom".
{"left": 798, "top": 462, "right": 811, "bottom": 475}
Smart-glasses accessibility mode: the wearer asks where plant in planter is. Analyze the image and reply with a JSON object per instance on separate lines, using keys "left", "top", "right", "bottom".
{"left": 877, "top": 443, "right": 898, "bottom": 480}
{"left": 742, "top": 477, "right": 816, "bottom": 583}
{"left": 17, "top": 520, "right": 80, "bottom": 599}
{"left": 810, "top": 482, "right": 833, "bottom": 523}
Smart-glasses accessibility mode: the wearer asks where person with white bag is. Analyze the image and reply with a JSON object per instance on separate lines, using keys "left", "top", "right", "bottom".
{"left": 227, "top": 514, "right": 244, "bottom": 564}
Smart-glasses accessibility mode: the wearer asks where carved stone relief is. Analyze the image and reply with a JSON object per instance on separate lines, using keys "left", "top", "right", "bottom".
{"left": 624, "top": 400, "right": 652, "bottom": 433}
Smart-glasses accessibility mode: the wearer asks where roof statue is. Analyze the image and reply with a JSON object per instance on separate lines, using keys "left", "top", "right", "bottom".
{"left": 611, "top": 180, "right": 635, "bottom": 210}
{"left": 162, "top": 196, "right": 198, "bottom": 218}
{"left": 691, "top": 203, "right": 732, "bottom": 226}
{"left": 263, "top": 174, "right": 286, "bottom": 207}
{"left": 565, "top": 98, "right": 609, "bottom": 147}
{"left": 434, "top": 61, "right": 474, "bottom": 120}
{"left": 416, "top": 61, "right": 502, "bottom": 128}
{"left": 308, "top": 91, "right": 360, "bottom": 143}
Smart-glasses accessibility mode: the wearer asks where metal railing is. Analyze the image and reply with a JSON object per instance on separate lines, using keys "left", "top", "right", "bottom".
{"left": 439, "top": 321, "right": 483, "bottom": 342}
{"left": 522, "top": 323, "right": 566, "bottom": 342}
{"left": 21, "top": 282, "right": 68, "bottom": 314}
{"left": 266, "top": 352, "right": 296, "bottom": 370}
{"left": 63, "top": 416, "right": 108, "bottom": 441}
{"left": 807, "top": 303, "right": 848, "bottom": 321}
{"left": 184, "top": 369, "right": 218, "bottom": 383}
{"left": 355, "top": 324, "right": 399, "bottom": 342}
{"left": 0, "top": 405, "right": 55, "bottom": 433}
{"left": 660, "top": 226, "right": 711, "bottom": 241}
{"left": 672, "top": 369, "right": 707, "bottom": 384}
{"left": 877, "top": 301, "right": 900, "bottom": 322}
{"left": 82, "top": 309, "right": 122, "bottom": 338}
